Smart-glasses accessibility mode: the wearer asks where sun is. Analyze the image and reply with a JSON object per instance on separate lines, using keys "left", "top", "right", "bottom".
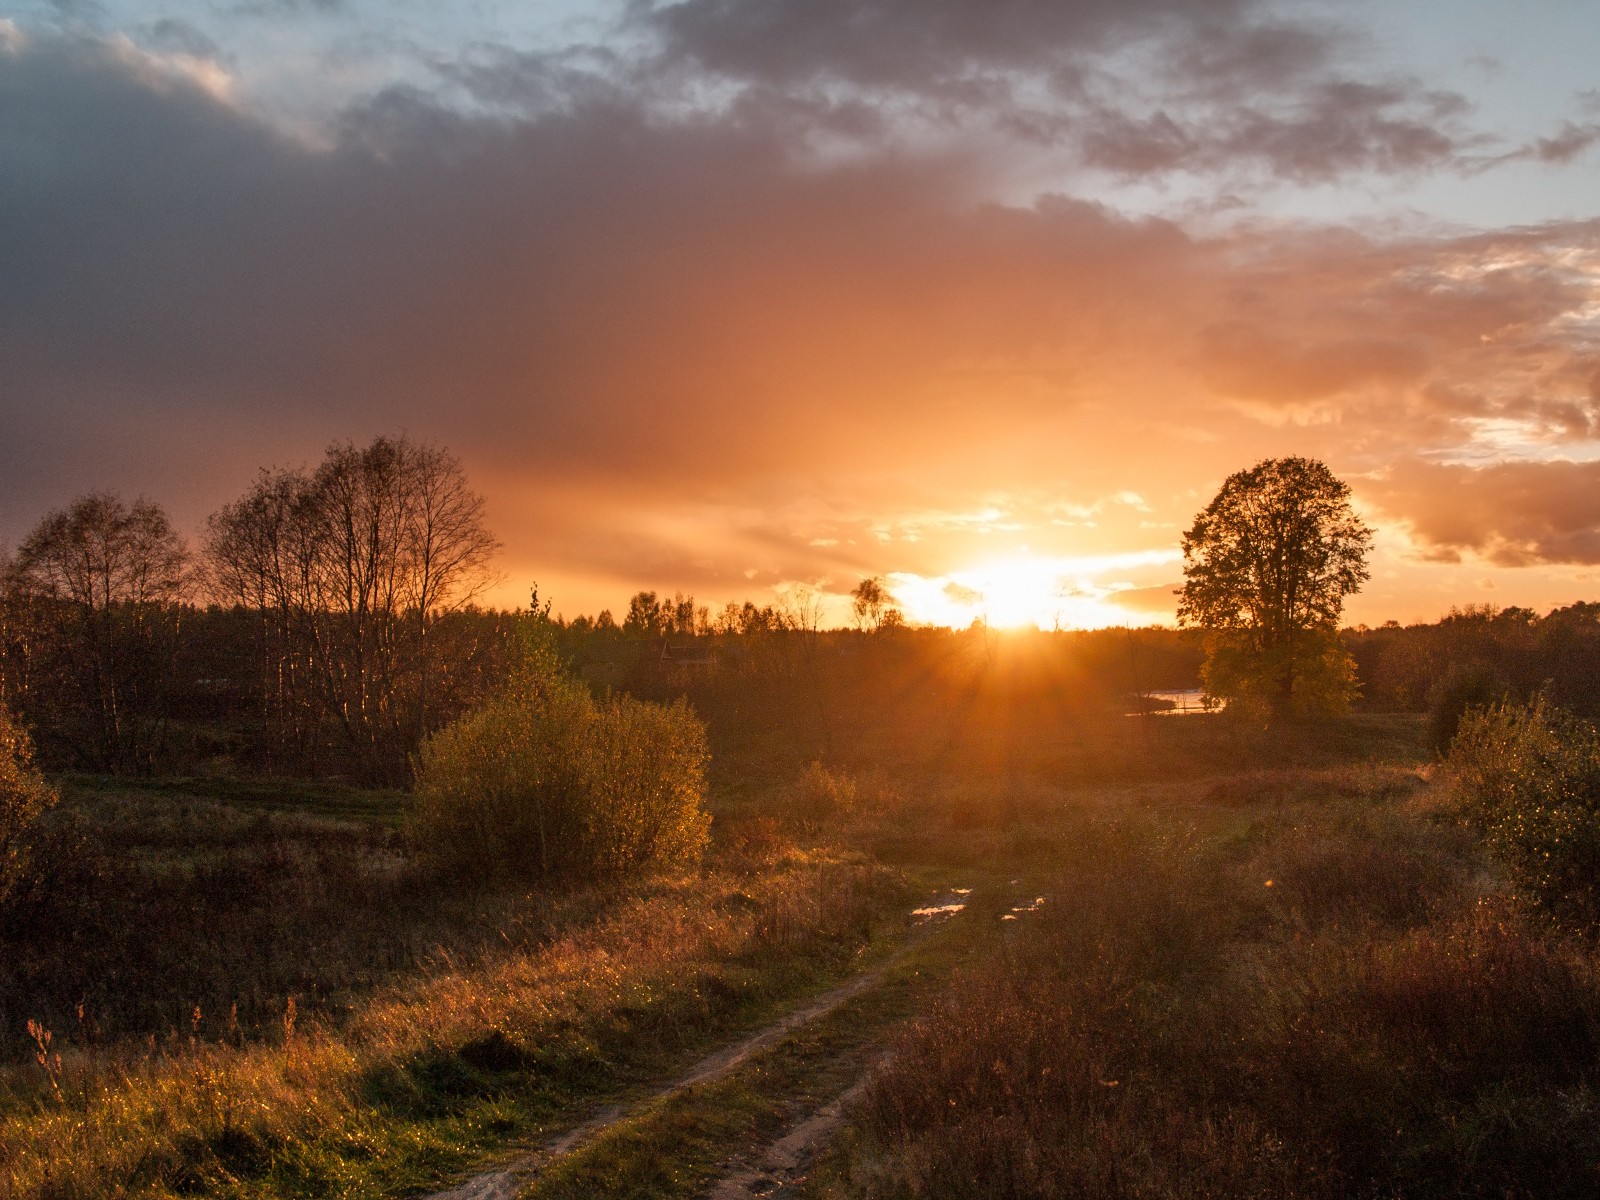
{"left": 888, "top": 553, "right": 1151, "bottom": 631}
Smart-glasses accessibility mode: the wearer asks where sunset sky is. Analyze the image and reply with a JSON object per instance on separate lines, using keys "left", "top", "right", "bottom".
{"left": 2, "top": 0, "right": 1598, "bottom": 628}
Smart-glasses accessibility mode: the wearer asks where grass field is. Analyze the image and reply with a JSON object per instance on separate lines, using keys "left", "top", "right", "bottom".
{"left": 7, "top": 704, "right": 1600, "bottom": 1198}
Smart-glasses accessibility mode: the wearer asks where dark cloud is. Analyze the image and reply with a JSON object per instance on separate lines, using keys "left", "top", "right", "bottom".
{"left": 142, "top": 20, "right": 226, "bottom": 60}
{"left": 0, "top": 29, "right": 1202, "bottom": 586}
{"left": 638, "top": 0, "right": 1481, "bottom": 183}
{"left": 1079, "top": 81, "right": 1468, "bottom": 181}
{"left": 228, "top": 0, "right": 347, "bottom": 16}
{"left": 1167, "top": 17, "right": 1343, "bottom": 94}
{"left": 641, "top": 0, "right": 1251, "bottom": 90}
{"left": 1213, "top": 82, "right": 1467, "bottom": 178}
{"left": 1369, "top": 460, "right": 1600, "bottom": 566}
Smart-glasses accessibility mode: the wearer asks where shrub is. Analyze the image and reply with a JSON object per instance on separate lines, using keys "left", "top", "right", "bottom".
{"left": 570, "top": 690, "right": 712, "bottom": 875}
{"left": 1445, "top": 697, "right": 1600, "bottom": 924}
{"left": 792, "top": 761, "right": 858, "bottom": 828}
{"left": 853, "top": 809, "right": 1600, "bottom": 1200}
{"left": 1426, "top": 661, "right": 1505, "bottom": 756}
{"left": 410, "top": 671, "right": 709, "bottom": 880}
{"left": 0, "top": 703, "right": 55, "bottom": 906}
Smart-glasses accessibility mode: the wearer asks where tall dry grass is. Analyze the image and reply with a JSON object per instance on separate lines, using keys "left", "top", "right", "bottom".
{"left": 843, "top": 781, "right": 1600, "bottom": 1200}
{"left": 0, "top": 855, "right": 891, "bottom": 1199}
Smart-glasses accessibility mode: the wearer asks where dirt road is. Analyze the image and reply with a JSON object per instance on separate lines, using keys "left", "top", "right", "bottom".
{"left": 421, "top": 894, "right": 968, "bottom": 1200}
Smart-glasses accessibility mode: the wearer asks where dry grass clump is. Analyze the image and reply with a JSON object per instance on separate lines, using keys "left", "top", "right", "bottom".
{"left": 1200, "top": 763, "right": 1424, "bottom": 808}
{"left": 793, "top": 762, "right": 860, "bottom": 828}
{"left": 844, "top": 800, "right": 1600, "bottom": 1200}
{"left": 0, "top": 806, "right": 441, "bottom": 1052}
{"left": 1243, "top": 800, "right": 1473, "bottom": 932}
{"left": 715, "top": 814, "right": 799, "bottom": 870}
{"left": 0, "top": 856, "right": 893, "bottom": 1199}
{"left": 787, "top": 763, "right": 911, "bottom": 837}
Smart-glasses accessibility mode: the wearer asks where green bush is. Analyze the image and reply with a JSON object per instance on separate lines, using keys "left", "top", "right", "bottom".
{"left": 1200, "top": 629, "right": 1359, "bottom": 719}
{"left": 410, "top": 654, "right": 709, "bottom": 879}
{"left": 1445, "top": 697, "right": 1600, "bottom": 924}
{"left": 0, "top": 703, "right": 56, "bottom": 906}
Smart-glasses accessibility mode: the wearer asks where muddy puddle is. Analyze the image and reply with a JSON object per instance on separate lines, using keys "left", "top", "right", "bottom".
{"left": 910, "top": 887, "right": 971, "bottom": 919}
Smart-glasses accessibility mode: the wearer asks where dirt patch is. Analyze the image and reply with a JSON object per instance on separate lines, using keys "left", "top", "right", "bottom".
{"left": 705, "top": 1066, "right": 879, "bottom": 1199}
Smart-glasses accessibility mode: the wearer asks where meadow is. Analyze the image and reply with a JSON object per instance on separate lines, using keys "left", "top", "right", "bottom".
{"left": 4, "top": 623, "right": 1600, "bottom": 1198}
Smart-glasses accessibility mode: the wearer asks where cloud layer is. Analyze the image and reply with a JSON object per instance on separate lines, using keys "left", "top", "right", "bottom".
{"left": 2, "top": 8, "right": 1599, "bottom": 620}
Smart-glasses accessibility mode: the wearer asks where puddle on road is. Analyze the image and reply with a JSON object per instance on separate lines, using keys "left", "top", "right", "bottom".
{"left": 1001, "top": 896, "right": 1046, "bottom": 921}
{"left": 911, "top": 888, "right": 971, "bottom": 919}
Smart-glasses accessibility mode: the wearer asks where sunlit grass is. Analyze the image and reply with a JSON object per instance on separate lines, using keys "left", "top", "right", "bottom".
{"left": 0, "top": 853, "right": 900, "bottom": 1199}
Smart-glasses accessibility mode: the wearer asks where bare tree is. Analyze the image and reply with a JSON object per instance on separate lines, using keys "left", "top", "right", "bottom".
{"left": 776, "top": 581, "right": 826, "bottom": 636}
{"left": 6, "top": 494, "right": 191, "bottom": 769}
{"left": 206, "top": 436, "right": 499, "bottom": 781}
{"left": 205, "top": 468, "right": 319, "bottom": 764}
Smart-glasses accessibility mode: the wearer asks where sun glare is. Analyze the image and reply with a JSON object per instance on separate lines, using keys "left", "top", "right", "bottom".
{"left": 888, "top": 550, "right": 1179, "bottom": 631}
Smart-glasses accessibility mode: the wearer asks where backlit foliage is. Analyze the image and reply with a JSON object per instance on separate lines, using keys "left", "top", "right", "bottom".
{"left": 411, "top": 621, "right": 709, "bottom": 878}
{"left": 206, "top": 435, "right": 499, "bottom": 783}
{"left": 1181, "top": 457, "right": 1371, "bottom": 717}
{"left": 0, "top": 702, "right": 54, "bottom": 906}
{"left": 1446, "top": 697, "right": 1600, "bottom": 925}
{"left": 5, "top": 493, "right": 190, "bottom": 769}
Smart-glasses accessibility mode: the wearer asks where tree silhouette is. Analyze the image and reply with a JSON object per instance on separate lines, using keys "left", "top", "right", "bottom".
{"left": 6, "top": 494, "right": 190, "bottom": 768}
{"left": 1179, "top": 457, "right": 1371, "bottom": 717}
{"left": 206, "top": 436, "right": 498, "bottom": 781}
{"left": 851, "top": 576, "right": 894, "bottom": 632}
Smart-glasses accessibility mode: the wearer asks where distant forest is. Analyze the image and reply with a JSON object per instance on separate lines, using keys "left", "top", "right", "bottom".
{"left": 5, "top": 577, "right": 1598, "bottom": 787}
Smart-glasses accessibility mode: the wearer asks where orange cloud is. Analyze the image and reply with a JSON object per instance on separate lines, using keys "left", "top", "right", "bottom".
{"left": 1368, "top": 459, "right": 1600, "bottom": 567}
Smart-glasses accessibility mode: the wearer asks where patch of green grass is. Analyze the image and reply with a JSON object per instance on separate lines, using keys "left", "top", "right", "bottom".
{"left": 59, "top": 773, "right": 410, "bottom": 824}
{"left": 286, "top": 881, "right": 930, "bottom": 1199}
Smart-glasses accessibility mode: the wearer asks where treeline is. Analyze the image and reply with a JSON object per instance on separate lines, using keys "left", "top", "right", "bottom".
{"left": 0, "top": 437, "right": 510, "bottom": 784}
{"left": 3, "top": 432, "right": 1596, "bottom": 783}
{"left": 1346, "top": 602, "right": 1600, "bottom": 718}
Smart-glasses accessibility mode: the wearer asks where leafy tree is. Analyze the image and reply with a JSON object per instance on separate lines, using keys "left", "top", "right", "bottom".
{"left": 851, "top": 576, "right": 903, "bottom": 632}
{"left": 623, "top": 590, "right": 705, "bottom": 638}
{"left": 624, "top": 591, "right": 666, "bottom": 638}
{"left": 714, "top": 599, "right": 790, "bottom": 636}
{"left": 1426, "top": 661, "right": 1506, "bottom": 755}
{"left": 1179, "top": 457, "right": 1371, "bottom": 718}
